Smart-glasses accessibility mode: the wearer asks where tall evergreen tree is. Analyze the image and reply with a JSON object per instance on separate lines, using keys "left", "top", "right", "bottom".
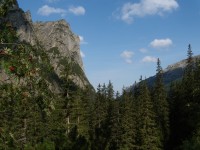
{"left": 137, "top": 79, "right": 162, "bottom": 150}
{"left": 118, "top": 89, "right": 137, "bottom": 149}
{"left": 153, "top": 58, "right": 169, "bottom": 149}
{"left": 168, "top": 45, "right": 199, "bottom": 149}
{"left": 104, "top": 81, "right": 115, "bottom": 149}
{"left": 108, "top": 91, "right": 121, "bottom": 150}
{"left": 91, "top": 84, "right": 108, "bottom": 150}
{"left": 186, "top": 44, "right": 193, "bottom": 70}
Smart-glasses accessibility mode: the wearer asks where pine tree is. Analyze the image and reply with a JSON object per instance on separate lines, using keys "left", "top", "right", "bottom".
{"left": 168, "top": 45, "right": 199, "bottom": 149}
{"left": 118, "top": 88, "right": 137, "bottom": 149}
{"left": 104, "top": 81, "right": 115, "bottom": 149}
{"left": 186, "top": 44, "right": 193, "bottom": 71}
{"left": 79, "top": 86, "right": 94, "bottom": 140}
{"left": 193, "top": 59, "right": 200, "bottom": 110}
{"left": 108, "top": 92, "right": 121, "bottom": 150}
{"left": 153, "top": 58, "right": 169, "bottom": 149}
{"left": 137, "top": 79, "right": 162, "bottom": 150}
{"left": 91, "top": 84, "right": 108, "bottom": 150}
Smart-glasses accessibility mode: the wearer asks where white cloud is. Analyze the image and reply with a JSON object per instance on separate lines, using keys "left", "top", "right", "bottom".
{"left": 69, "top": 6, "right": 85, "bottom": 16}
{"left": 120, "top": 0, "right": 179, "bottom": 23}
{"left": 142, "top": 56, "right": 157, "bottom": 63}
{"left": 150, "top": 38, "right": 173, "bottom": 48}
{"left": 37, "top": 5, "right": 66, "bottom": 16}
{"left": 139, "top": 48, "right": 148, "bottom": 53}
{"left": 80, "top": 51, "right": 85, "bottom": 58}
{"left": 79, "top": 35, "right": 87, "bottom": 44}
{"left": 46, "top": 0, "right": 59, "bottom": 3}
{"left": 120, "top": 50, "right": 134, "bottom": 64}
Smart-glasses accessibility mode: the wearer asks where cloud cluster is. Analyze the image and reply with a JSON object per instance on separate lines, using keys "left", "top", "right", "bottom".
{"left": 140, "top": 38, "right": 173, "bottom": 63}
{"left": 69, "top": 6, "right": 85, "bottom": 16}
{"left": 120, "top": 0, "right": 179, "bottom": 23}
{"left": 46, "top": 0, "right": 59, "bottom": 3}
{"left": 142, "top": 56, "right": 157, "bottom": 63}
{"left": 120, "top": 50, "right": 134, "bottom": 64}
{"left": 150, "top": 38, "right": 173, "bottom": 48}
{"left": 38, "top": 5, "right": 85, "bottom": 16}
{"left": 38, "top": 5, "right": 66, "bottom": 16}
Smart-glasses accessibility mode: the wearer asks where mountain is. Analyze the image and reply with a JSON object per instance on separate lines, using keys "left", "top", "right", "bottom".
{"left": 128, "top": 55, "right": 200, "bottom": 92}
{"left": 145, "top": 55, "right": 200, "bottom": 88}
{"left": 0, "top": 0, "right": 91, "bottom": 91}
{"left": 0, "top": 2, "right": 94, "bottom": 147}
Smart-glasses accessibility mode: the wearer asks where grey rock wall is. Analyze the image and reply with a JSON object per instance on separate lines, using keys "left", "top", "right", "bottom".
{"left": 0, "top": 2, "right": 90, "bottom": 89}
{"left": 33, "top": 20, "right": 83, "bottom": 71}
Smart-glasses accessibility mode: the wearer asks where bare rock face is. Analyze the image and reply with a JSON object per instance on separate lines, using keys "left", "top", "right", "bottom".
{"left": 164, "top": 55, "right": 200, "bottom": 72}
{"left": 1, "top": 2, "right": 89, "bottom": 89}
{"left": 5, "top": 2, "right": 37, "bottom": 45}
{"left": 33, "top": 20, "right": 84, "bottom": 71}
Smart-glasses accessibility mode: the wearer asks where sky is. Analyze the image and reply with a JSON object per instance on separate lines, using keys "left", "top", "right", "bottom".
{"left": 17, "top": 0, "right": 200, "bottom": 92}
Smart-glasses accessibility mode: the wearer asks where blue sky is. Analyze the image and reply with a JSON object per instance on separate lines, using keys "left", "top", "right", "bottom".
{"left": 18, "top": 0, "right": 200, "bottom": 92}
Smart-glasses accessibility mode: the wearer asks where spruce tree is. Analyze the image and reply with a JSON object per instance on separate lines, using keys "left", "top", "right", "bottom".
{"left": 108, "top": 92, "right": 121, "bottom": 150}
{"left": 186, "top": 44, "right": 193, "bottom": 71}
{"left": 104, "top": 81, "right": 115, "bottom": 149}
{"left": 137, "top": 79, "right": 162, "bottom": 150}
{"left": 153, "top": 58, "right": 169, "bottom": 149}
{"left": 118, "top": 89, "right": 137, "bottom": 149}
{"left": 168, "top": 45, "right": 199, "bottom": 149}
{"left": 91, "top": 84, "right": 108, "bottom": 149}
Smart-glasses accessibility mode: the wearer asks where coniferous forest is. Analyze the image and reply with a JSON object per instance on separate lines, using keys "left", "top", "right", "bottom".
{"left": 1, "top": 1, "right": 200, "bottom": 150}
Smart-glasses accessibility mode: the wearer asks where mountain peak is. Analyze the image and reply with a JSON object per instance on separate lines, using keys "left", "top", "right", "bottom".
{"left": 0, "top": 1, "right": 90, "bottom": 90}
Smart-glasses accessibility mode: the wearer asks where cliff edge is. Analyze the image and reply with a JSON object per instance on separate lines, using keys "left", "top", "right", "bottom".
{"left": 0, "top": 1, "right": 91, "bottom": 90}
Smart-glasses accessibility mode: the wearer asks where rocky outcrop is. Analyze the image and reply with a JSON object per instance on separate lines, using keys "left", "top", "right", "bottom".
{"left": 164, "top": 55, "right": 200, "bottom": 72}
{"left": 0, "top": 1, "right": 90, "bottom": 89}
{"left": 4, "top": 2, "right": 37, "bottom": 45}
{"left": 33, "top": 20, "right": 83, "bottom": 72}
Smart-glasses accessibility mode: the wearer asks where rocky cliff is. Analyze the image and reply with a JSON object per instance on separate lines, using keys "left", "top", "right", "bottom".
{"left": 2, "top": 1, "right": 37, "bottom": 45}
{"left": 33, "top": 20, "right": 83, "bottom": 73}
{"left": 0, "top": 1, "right": 90, "bottom": 90}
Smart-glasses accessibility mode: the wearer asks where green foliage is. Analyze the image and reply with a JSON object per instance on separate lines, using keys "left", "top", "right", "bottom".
{"left": 0, "top": 11, "right": 92, "bottom": 149}
{"left": 1, "top": 4, "right": 200, "bottom": 149}
{"left": 0, "top": 0, "right": 17, "bottom": 17}
{"left": 168, "top": 45, "right": 200, "bottom": 149}
{"left": 153, "top": 58, "right": 169, "bottom": 149}
{"left": 181, "top": 127, "right": 200, "bottom": 150}
{"left": 24, "top": 140, "right": 55, "bottom": 150}
{"left": 118, "top": 89, "right": 136, "bottom": 149}
{"left": 137, "top": 80, "right": 162, "bottom": 150}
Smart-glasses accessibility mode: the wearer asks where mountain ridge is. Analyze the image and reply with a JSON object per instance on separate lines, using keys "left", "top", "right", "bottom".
{"left": 146, "top": 54, "right": 200, "bottom": 88}
{"left": 128, "top": 54, "right": 200, "bottom": 92}
{"left": 0, "top": 1, "right": 91, "bottom": 90}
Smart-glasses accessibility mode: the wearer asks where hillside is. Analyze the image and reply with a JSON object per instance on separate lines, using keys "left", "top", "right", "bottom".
{"left": 145, "top": 55, "right": 200, "bottom": 88}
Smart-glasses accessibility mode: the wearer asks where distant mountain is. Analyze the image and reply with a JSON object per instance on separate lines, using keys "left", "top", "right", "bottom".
{"left": 129, "top": 55, "right": 200, "bottom": 91}
{"left": 146, "top": 55, "right": 200, "bottom": 88}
